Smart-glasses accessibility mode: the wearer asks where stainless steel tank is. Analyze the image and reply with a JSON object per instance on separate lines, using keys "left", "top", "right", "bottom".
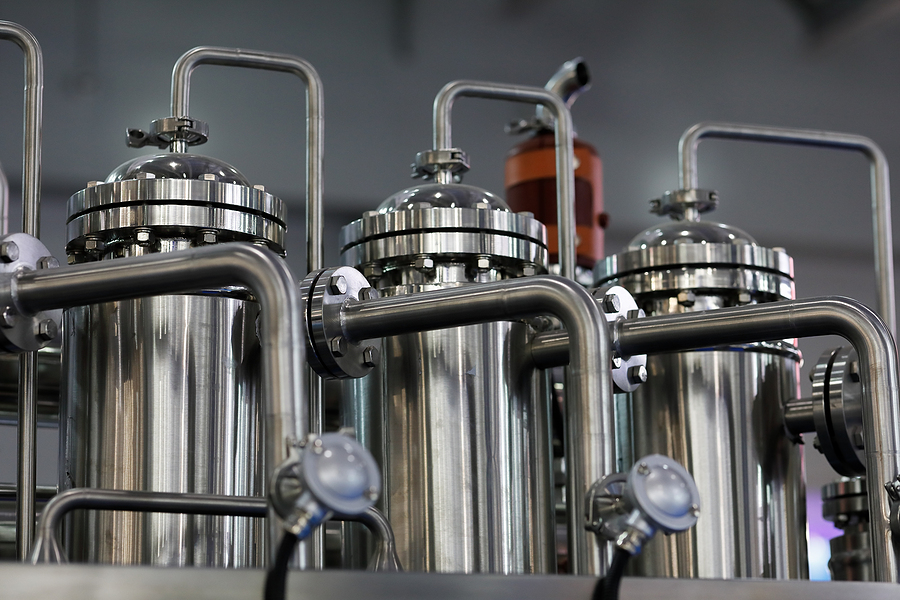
{"left": 339, "top": 182, "right": 555, "bottom": 573}
{"left": 594, "top": 195, "right": 806, "bottom": 578}
{"left": 60, "top": 152, "right": 286, "bottom": 566}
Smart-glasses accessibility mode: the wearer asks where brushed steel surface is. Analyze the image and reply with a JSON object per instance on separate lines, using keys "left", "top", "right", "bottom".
{"left": 344, "top": 322, "right": 554, "bottom": 573}
{"left": 621, "top": 349, "right": 805, "bottom": 578}
{"left": 61, "top": 295, "right": 264, "bottom": 566}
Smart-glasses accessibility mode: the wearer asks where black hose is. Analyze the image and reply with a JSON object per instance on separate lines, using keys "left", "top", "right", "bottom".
{"left": 264, "top": 532, "right": 298, "bottom": 600}
{"left": 591, "top": 548, "right": 630, "bottom": 600}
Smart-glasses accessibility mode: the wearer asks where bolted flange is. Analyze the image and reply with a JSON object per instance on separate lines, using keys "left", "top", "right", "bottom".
{"left": 300, "top": 266, "right": 383, "bottom": 379}
{"left": 590, "top": 285, "right": 648, "bottom": 393}
{"left": 0, "top": 233, "right": 63, "bottom": 353}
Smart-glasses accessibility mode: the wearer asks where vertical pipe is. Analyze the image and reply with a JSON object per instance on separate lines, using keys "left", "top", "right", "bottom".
{"left": 432, "top": 81, "right": 577, "bottom": 281}
{"left": 170, "top": 47, "right": 326, "bottom": 566}
{"left": 677, "top": 122, "right": 895, "bottom": 335}
{"left": 0, "top": 20, "right": 43, "bottom": 562}
{"left": 0, "top": 160, "right": 9, "bottom": 236}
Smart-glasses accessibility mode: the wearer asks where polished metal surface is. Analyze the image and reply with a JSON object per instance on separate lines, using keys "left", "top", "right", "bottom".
{"left": 678, "top": 122, "right": 895, "bottom": 334}
{"left": 337, "top": 276, "right": 613, "bottom": 575}
{"left": 431, "top": 81, "right": 576, "bottom": 280}
{"left": 62, "top": 295, "right": 263, "bottom": 566}
{"left": 0, "top": 20, "right": 43, "bottom": 562}
{"left": 621, "top": 348, "right": 805, "bottom": 578}
{"left": 822, "top": 477, "right": 871, "bottom": 581}
{"left": 0, "top": 349, "right": 59, "bottom": 424}
{"left": 10, "top": 244, "right": 307, "bottom": 564}
{"left": 0, "top": 564, "right": 899, "bottom": 600}
{"left": 612, "top": 296, "right": 900, "bottom": 581}
{"left": 344, "top": 321, "right": 554, "bottom": 573}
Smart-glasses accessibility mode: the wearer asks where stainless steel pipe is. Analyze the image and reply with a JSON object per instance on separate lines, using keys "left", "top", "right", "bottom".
{"left": 30, "top": 489, "right": 400, "bottom": 570}
{"left": 531, "top": 296, "right": 900, "bottom": 581}
{"left": 0, "top": 20, "right": 43, "bottom": 562}
{"left": 340, "top": 275, "right": 612, "bottom": 575}
{"left": 170, "top": 46, "right": 324, "bottom": 276}
{"left": 678, "top": 122, "right": 895, "bottom": 335}
{"left": 9, "top": 243, "right": 307, "bottom": 548}
{"left": 432, "top": 81, "right": 577, "bottom": 281}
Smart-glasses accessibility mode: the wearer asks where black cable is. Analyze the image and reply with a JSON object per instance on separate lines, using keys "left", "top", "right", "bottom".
{"left": 264, "top": 531, "right": 298, "bottom": 600}
{"left": 591, "top": 547, "right": 631, "bottom": 600}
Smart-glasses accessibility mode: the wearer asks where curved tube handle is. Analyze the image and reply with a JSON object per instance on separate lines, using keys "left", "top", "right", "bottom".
{"left": 432, "top": 81, "right": 577, "bottom": 281}
{"left": 678, "top": 121, "right": 895, "bottom": 335}
{"left": 170, "top": 46, "right": 325, "bottom": 275}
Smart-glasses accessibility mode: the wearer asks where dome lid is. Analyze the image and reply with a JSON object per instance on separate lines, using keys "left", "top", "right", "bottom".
{"left": 626, "top": 220, "right": 757, "bottom": 250}
{"left": 105, "top": 153, "right": 250, "bottom": 185}
{"left": 377, "top": 182, "right": 509, "bottom": 213}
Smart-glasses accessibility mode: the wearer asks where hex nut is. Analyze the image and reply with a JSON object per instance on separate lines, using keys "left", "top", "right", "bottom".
{"left": 86, "top": 181, "right": 100, "bottom": 188}
{"left": 676, "top": 290, "right": 696, "bottom": 307}
{"left": 737, "top": 291, "right": 752, "bottom": 305}
{"left": 84, "top": 238, "right": 105, "bottom": 252}
{"left": 135, "top": 229, "right": 153, "bottom": 246}
{"left": 627, "top": 365, "right": 648, "bottom": 385}
{"left": 35, "top": 319, "right": 58, "bottom": 341}
{"left": 357, "top": 287, "right": 379, "bottom": 301}
{"left": 200, "top": 173, "right": 218, "bottom": 181}
{"left": 363, "top": 346, "right": 379, "bottom": 367}
{"left": 848, "top": 360, "right": 860, "bottom": 383}
{"left": 626, "top": 309, "right": 644, "bottom": 320}
{"left": 0, "top": 308, "right": 16, "bottom": 329}
{"left": 253, "top": 184, "right": 266, "bottom": 192}
{"left": 414, "top": 256, "right": 435, "bottom": 270}
{"left": 0, "top": 241, "right": 19, "bottom": 263}
{"left": 612, "top": 354, "right": 623, "bottom": 369}
{"left": 601, "top": 293, "right": 621, "bottom": 314}
{"left": 329, "top": 275, "right": 348, "bottom": 296}
{"left": 362, "top": 264, "right": 383, "bottom": 279}
{"left": 37, "top": 256, "right": 60, "bottom": 270}
{"left": 521, "top": 264, "right": 537, "bottom": 277}
{"left": 134, "top": 172, "right": 156, "bottom": 180}
{"left": 198, "top": 230, "right": 217, "bottom": 245}
{"left": 475, "top": 256, "right": 491, "bottom": 270}
{"left": 330, "top": 337, "right": 347, "bottom": 357}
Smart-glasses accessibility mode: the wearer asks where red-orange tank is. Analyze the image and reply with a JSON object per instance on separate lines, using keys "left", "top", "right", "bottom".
{"left": 505, "top": 130, "right": 606, "bottom": 270}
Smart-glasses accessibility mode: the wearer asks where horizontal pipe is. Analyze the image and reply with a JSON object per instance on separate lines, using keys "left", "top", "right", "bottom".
{"left": 432, "top": 81, "right": 576, "bottom": 281}
{"left": 340, "top": 275, "right": 611, "bottom": 575}
{"left": 678, "top": 122, "right": 895, "bottom": 336}
{"left": 30, "top": 489, "right": 399, "bottom": 570}
{"left": 7, "top": 243, "right": 306, "bottom": 552}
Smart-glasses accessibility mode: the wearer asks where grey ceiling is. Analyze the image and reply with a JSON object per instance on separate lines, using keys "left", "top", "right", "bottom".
{"left": 0, "top": 0, "right": 896, "bottom": 264}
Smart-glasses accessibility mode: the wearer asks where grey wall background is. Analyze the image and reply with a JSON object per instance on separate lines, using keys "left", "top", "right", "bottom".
{"left": 0, "top": 0, "right": 895, "bottom": 575}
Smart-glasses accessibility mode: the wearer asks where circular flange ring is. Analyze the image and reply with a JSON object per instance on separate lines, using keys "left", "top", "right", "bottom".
{"left": 300, "top": 266, "right": 382, "bottom": 379}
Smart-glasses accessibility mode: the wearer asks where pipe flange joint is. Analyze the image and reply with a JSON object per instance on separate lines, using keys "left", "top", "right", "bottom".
{"left": 300, "top": 266, "right": 382, "bottom": 379}
{"left": 0, "top": 233, "right": 62, "bottom": 353}
{"left": 591, "top": 285, "right": 647, "bottom": 393}
{"left": 127, "top": 116, "right": 210, "bottom": 149}
{"left": 649, "top": 188, "right": 718, "bottom": 221}
{"left": 270, "top": 432, "right": 381, "bottom": 539}
{"left": 810, "top": 346, "right": 865, "bottom": 476}
{"left": 411, "top": 148, "right": 470, "bottom": 181}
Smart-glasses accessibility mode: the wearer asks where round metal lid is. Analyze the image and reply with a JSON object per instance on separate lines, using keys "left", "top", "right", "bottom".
{"left": 105, "top": 153, "right": 250, "bottom": 185}
{"left": 595, "top": 219, "right": 792, "bottom": 284}
{"left": 377, "top": 182, "right": 509, "bottom": 212}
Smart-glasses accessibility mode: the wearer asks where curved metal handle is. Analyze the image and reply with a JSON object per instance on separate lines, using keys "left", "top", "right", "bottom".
{"left": 170, "top": 46, "right": 325, "bottom": 276}
{"left": 678, "top": 121, "right": 895, "bottom": 335}
{"left": 30, "top": 488, "right": 402, "bottom": 571}
{"left": 432, "top": 81, "right": 577, "bottom": 281}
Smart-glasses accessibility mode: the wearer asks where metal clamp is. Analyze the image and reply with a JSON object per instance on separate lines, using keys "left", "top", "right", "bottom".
{"left": 0, "top": 233, "right": 61, "bottom": 353}
{"left": 586, "top": 454, "right": 700, "bottom": 555}
{"left": 411, "top": 148, "right": 470, "bottom": 181}
{"left": 270, "top": 432, "right": 381, "bottom": 539}
{"left": 593, "top": 285, "right": 648, "bottom": 393}
{"left": 810, "top": 346, "right": 865, "bottom": 476}
{"left": 300, "top": 266, "right": 382, "bottom": 379}
{"left": 649, "top": 189, "right": 718, "bottom": 222}
{"left": 126, "top": 116, "right": 210, "bottom": 149}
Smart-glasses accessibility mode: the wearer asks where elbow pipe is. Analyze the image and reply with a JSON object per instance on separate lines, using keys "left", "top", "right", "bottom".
{"left": 9, "top": 243, "right": 307, "bottom": 540}
{"left": 340, "top": 275, "right": 613, "bottom": 575}
{"left": 432, "top": 81, "right": 577, "bottom": 281}
{"left": 614, "top": 297, "right": 899, "bottom": 582}
{"left": 677, "top": 122, "right": 895, "bottom": 335}
{"left": 30, "top": 489, "right": 400, "bottom": 571}
{"left": 535, "top": 57, "right": 590, "bottom": 123}
{"left": 0, "top": 21, "right": 43, "bottom": 562}
{"left": 170, "top": 46, "right": 324, "bottom": 276}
